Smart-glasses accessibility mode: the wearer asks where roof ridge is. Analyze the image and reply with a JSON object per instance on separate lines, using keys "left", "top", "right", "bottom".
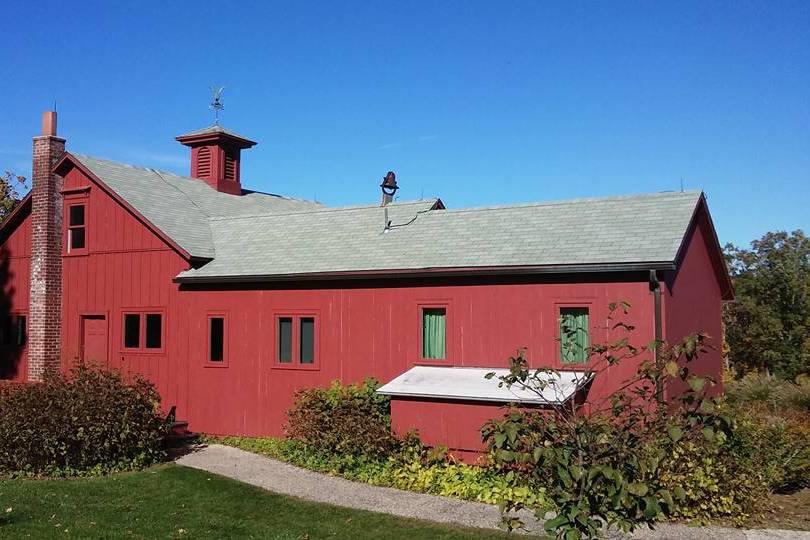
{"left": 71, "top": 153, "right": 319, "bottom": 205}
{"left": 437, "top": 190, "right": 703, "bottom": 216}
{"left": 208, "top": 198, "right": 439, "bottom": 222}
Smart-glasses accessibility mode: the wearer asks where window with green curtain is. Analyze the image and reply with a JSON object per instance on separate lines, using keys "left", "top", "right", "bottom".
{"left": 422, "top": 308, "right": 446, "bottom": 359}
{"left": 559, "top": 307, "right": 589, "bottom": 364}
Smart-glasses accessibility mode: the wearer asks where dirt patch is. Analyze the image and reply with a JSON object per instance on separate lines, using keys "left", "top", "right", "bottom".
{"left": 744, "top": 489, "right": 810, "bottom": 531}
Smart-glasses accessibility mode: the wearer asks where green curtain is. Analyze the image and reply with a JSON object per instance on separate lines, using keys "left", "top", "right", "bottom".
{"left": 560, "top": 308, "right": 589, "bottom": 364}
{"left": 422, "top": 309, "right": 446, "bottom": 359}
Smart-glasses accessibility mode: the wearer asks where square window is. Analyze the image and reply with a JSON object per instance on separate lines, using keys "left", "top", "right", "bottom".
{"left": 209, "top": 317, "right": 224, "bottom": 362}
{"left": 560, "top": 307, "right": 589, "bottom": 364}
{"left": 278, "top": 317, "right": 292, "bottom": 363}
{"left": 422, "top": 308, "right": 446, "bottom": 360}
{"left": 69, "top": 205, "right": 85, "bottom": 226}
{"left": 145, "top": 314, "right": 162, "bottom": 349}
{"left": 124, "top": 314, "right": 140, "bottom": 348}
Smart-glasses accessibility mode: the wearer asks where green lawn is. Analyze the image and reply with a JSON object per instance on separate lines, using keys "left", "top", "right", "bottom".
{"left": 0, "top": 464, "right": 518, "bottom": 539}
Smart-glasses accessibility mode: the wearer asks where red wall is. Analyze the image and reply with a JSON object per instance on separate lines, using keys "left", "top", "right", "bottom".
{"left": 1, "top": 161, "right": 727, "bottom": 454}
{"left": 0, "top": 206, "right": 31, "bottom": 380}
{"left": 662, "top": 208, "right": 725, "bottom": 398}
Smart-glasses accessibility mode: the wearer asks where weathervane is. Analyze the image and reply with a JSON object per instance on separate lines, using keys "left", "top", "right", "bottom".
{"left": 209, "top": 86, "right": 225, "bottom": 125}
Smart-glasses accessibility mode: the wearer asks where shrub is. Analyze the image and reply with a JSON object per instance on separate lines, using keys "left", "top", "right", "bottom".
{"left": 731, "top": 402, "right": 810, "bottom": 492}
{"left": 726, "top": 373, "right": 810, "bottom": 412}
{"left": 482, "top": 303, "right": 771, "bottom": 538}
{"left": 0, "top": 364, "right": 168, "bottom": 476}
{"left": 285, "top": 378, "right": 400, "bottom": 458}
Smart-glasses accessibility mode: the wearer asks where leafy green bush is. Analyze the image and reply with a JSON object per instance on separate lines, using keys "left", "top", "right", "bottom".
{"left": 482, "top": 303, "right": 772, "bottom": 538}
{"left": 285, "top": 378, "right": 400, "bottom": 458}
{"left": 0, "top": 364, "right": 168, "bottom": 476}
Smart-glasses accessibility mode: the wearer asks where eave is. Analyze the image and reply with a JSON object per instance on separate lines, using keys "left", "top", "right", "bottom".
{"left": 174, "top": 260, "right": 677, "bottom": 284}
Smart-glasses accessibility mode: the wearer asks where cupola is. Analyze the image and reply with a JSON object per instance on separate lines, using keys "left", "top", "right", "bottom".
{"left": 175, "top": 125, "right": 257, "bottom": 195}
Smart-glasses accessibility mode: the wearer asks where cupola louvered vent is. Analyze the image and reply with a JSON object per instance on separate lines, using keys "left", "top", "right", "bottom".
{"left": 196, "top": 147, "right": 212, "bottom": 178}
{"left": 224, "top": 151, "right": 236, "bottom": 181}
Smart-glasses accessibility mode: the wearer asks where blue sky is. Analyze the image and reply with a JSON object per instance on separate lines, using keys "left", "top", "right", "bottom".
{"left": 2, "top": 1, "right": 808, "bottom": 247}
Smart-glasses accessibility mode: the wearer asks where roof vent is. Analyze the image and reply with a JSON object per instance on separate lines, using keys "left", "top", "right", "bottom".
{"left": 176, "top": 125, "right": 256, "bottom": 195}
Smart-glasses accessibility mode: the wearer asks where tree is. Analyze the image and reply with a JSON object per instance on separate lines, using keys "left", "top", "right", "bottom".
{"left": 0, "top": 171, "right": 28, "bottom": 221}
{"left": 724, "top": 230, "right": 810, "bottom": 380}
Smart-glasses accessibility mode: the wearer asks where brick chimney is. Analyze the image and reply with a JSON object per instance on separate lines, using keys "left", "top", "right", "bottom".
{"left": 27, "top": 111, "right": 65, "bottom": 380}
{"left": 175, "top": 125, "right": 256, "bottom": 195}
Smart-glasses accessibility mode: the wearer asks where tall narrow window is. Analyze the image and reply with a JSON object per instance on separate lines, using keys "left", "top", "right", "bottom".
{"left": 300, "top": 317, "right": 315, "bottom": 364}
{"left": 209, "top": 317, "right": 224, "bottom": 362}
{"left": 124, "top": 314, "right": 140, "bottom": 349}
{"left": 15, "top": 315, "right": 26, "bottom": 347}
{"left": 422, "top": 308, "right": 446, "bottom": 360}
{"left": 560, "top": 307, "right": 589, "bottom": 364}
{"left": 145, "top": 314, "right": 162, "bottom": 349}
{"left": 68, "top": 204, "right": 86, "bottom": 252}
{"left": 278, "top": 317, "right": 293, "bottom": 363}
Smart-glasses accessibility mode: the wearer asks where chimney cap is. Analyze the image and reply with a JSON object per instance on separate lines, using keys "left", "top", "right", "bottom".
{"left": 41, "top": 111, "right": 58, "bottom": 137}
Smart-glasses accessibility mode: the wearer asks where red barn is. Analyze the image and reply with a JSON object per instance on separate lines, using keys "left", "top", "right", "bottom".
{"left": 0, "top": 111, "right": 733, "bottom": 457}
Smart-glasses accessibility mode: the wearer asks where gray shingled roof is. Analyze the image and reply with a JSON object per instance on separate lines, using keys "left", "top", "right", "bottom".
{"left": 73, "top": 154, "right": 322, "bottom": 258}
{"left": 176, "top": 190, "right": 703, "bottom": 281}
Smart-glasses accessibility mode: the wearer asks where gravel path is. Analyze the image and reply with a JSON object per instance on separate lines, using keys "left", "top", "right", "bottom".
{"left": 176, "top": 444, "right": 809, "bottom": 539}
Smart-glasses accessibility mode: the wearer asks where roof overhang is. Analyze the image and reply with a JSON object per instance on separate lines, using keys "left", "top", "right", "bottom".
{"left": 377, "top": 365, "right": 593, "bottom": 405}
{"left": 174, "top": 261, "right": 676, "bottom": 284}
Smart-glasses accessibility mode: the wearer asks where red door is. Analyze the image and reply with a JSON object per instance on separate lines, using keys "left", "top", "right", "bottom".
{"left": 82, "top": 315, "right": 108, "bottom": 365}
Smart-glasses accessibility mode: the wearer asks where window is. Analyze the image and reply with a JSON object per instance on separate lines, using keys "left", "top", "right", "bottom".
{"left": 145, "top": 314, "right": 162, "bottom": 349}
{"left": 559, "top": 307, "right": 589, "bottom": 364}
{"left": 275, "top": 314, "right": 318, "bottom": 368}
{"left": 0, "top": 315, "right": 26, "bottom": 347}
{"left": 277, "top": 317, "right": 292, "bottom": 363}
{"left": 122, "top": 311, "right": 164, "bottom": 351}
{"left": 421, "top": 307, "right": 446, "bottom": 360}
{"left": 68, "top": 204, "right": 86, "bottom": 252}
{"left": 209, "top": 316, "right": 225, "bottom": 363}
{"left": 300, "top": 317, "right": 314, "bottom": 364}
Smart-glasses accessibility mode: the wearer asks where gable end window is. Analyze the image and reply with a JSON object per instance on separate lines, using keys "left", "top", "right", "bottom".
{"left": 67, "top": 204, "right": 86, "bottom": 252}
{"left": 122, "top": 311, "right": 164, "bottom": 352}
{"left": 275, "top": 314, "right": 318, "bottom": 368}
{"left": 559, "top": 307, "right": 589, "bottom": 364}
{"left": 421, "top": 307, "right": 447, "bottom": 360}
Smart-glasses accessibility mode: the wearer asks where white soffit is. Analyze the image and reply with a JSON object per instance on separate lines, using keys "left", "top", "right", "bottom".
{"left": 377, "top": 366, "right": 592, "bottom": 404}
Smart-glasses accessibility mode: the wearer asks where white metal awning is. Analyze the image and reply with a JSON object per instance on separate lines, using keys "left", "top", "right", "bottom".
{"left": 377, "top": 365, "right": 592, "bottom": 405}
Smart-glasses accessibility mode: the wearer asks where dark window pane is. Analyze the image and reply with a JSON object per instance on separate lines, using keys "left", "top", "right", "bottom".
{"left": 278, "top": 317, "right": 292, "bottom": 363}
{"left": 69, "top": 205, "right": 85, "bottom": 226}
{"left": 145, "top": 314, "right": 162, "bottom": 349}
{"left": 16, "top": 316, "right": 26, "bottom": 347}
{"left": 70, "top": 227, "right": 86, "bottom": 250}
{"left": 300, "top": 317, "right": 315, "bottom": 364}
{"left": 209, "top": 317, "right": 224, "bottom": 362}
{"left": 124, "top": 314, "right": 140, "bottom": 348}
{"left": 0, "top": 316, "right": 12, "bottom": 346}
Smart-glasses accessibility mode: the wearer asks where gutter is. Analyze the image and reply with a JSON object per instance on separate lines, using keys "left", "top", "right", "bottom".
{"left": 174, "top": 261, "right": 677, "bottom": 284}
{"left": 649, "top": 269, "right": 664, "bottom": 403}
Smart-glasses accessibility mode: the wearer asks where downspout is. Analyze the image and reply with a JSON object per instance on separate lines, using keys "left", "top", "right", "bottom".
{"left": 649, "top": 269, "right": 664, "bottom": 403}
